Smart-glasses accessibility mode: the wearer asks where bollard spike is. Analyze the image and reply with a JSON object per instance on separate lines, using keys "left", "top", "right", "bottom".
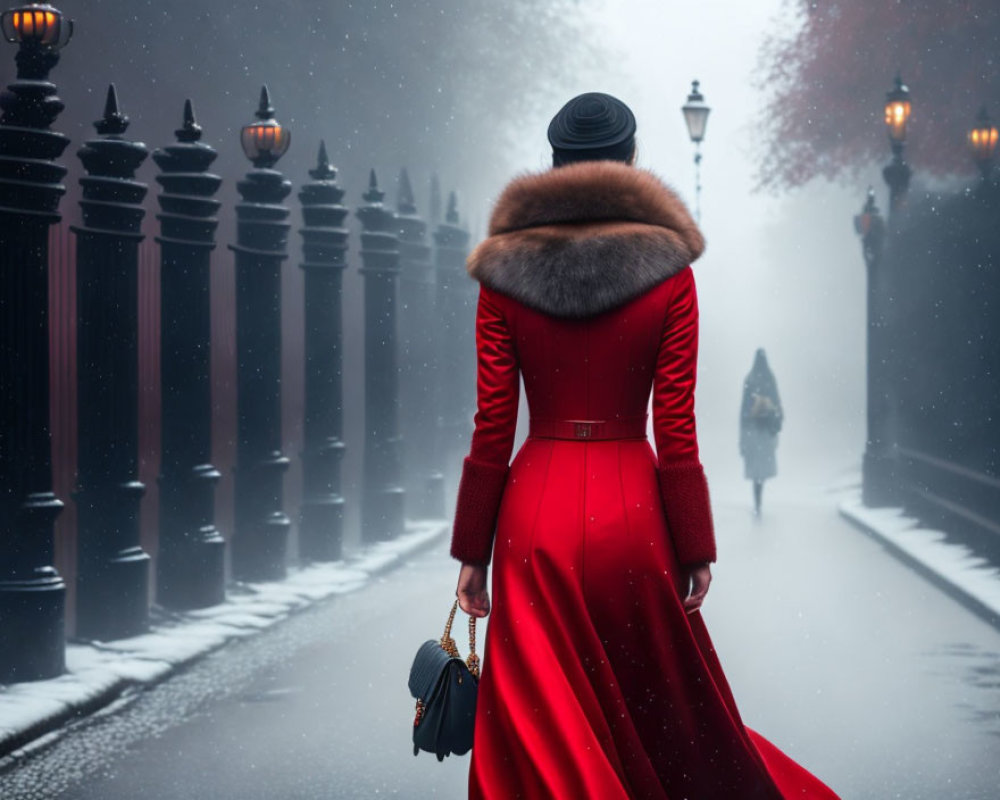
{"left": 397, "top": 168, "right": 416, "bottom": 214}
{"left": 309, "top": 139, "right": 337, "bottom": 181}
{"left": 95, "top": 83, "right": 130, "bottom": 136}
{"left": 94, "top": 83, "right": 128, "bottom": 136}
{"left": 364, "top": 168, "right": 385, "bottom": 203}
{"left": 256, "top": 85, "right": 276, "bottom": 120}
{"left": 175, "top": 98, "right": 203, "bottom": 143}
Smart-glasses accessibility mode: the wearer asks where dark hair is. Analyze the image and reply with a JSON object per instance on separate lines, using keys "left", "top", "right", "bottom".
{"left": 548, "top": 92, "right": 637, "bottom": 168}
{"left": 552, "top": 139, "right": 636, "bottom": 167}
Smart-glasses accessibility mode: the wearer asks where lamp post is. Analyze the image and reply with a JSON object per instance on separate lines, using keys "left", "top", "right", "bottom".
{"left": 968, "top": 106, "right": 998, "bottom": 180}
{"left": 230, "top": 86, "right": 292, "bottom": 581}
{"left": 153, "top": 100, "right": 226, "bottom": 608}
{"left": 883, "top": 74, "right": 912, "bottom": 216}
{"left": 853, "top": 188, "right": 896, "bottom": 506}
{"left": 297, "top": 141, "right": 349, "bottom": 562}
{"left": 0, "top": 0, "right": 71, "bottom": 682}
{"left": 681, "top": 79, "right": 710, "bottom": 223}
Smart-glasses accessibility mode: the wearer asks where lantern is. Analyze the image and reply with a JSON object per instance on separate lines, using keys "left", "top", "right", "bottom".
{"left": 1, "top": 2, "right": 71, "bottom": 49}
{"left": 884, "top": 74, "right": 911, "bottom": 146}
{"left": 681, "top": 80, "right": 711, "bottom": 144}
{"left": 968, "top": 106, "right": 998, "bottom": 175}
{"left": 240, "top": 85, "right": 291, "bottom": 169}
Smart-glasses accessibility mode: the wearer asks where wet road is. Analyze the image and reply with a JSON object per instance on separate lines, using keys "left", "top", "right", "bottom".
{"left": 2, "top": 482, "right": 999, "bottom": 799}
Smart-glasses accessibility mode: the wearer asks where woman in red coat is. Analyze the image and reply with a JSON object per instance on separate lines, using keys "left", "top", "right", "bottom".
{"left": 450, "top": 93, "right": 838, "bottom": 799}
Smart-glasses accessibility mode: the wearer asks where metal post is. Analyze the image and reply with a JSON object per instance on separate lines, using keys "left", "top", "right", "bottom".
{"left": 73, "top": 85, "right": 151, "bottom": 640}
{"left": 230, "top": 88, "right": 292, "bottom": 582}
{"left": 854, "top": 188, "right": 895, "bottom": 506}
{"left": 883, "top": 142, "right": 912, "bottom": 218}
{"left": 153, "top": 100, "right": 225, "bottom": 608}
{"left": 397, "top": 168, "right": 444, "bottom": 519}
{"left": 0, "top": 21, "right": 70, "bottom": 681}
{"left": 357, "top": 169, "right": 405, "bottom": 543}
{"left": 433, "top": 191, "right": 473, "bottom": 499}
{"left": 297, "top": 141, "right": 348, "bottom": 562}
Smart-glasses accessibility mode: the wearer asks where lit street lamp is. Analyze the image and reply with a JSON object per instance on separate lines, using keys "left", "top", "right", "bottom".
{"left": 0, "top": 0, "right": 72, "bottom": 682}
{"left": 230, "top": 86, "right": 293, "bottom": 581}
{"left": 968, "top": 105, "right": 998, "bottom": 179}
{"left": 882, "top": 74, "right": 912, "bottom": 215}
{"left": 681, "top": 79, "right": 710, "bottom": 222}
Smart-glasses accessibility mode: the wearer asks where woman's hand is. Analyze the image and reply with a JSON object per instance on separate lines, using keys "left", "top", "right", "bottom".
{"left": 456, "top": 563, "right": 491, "bottom": 618}
{"left": 683, "top": 563, "right": 712, "bottom": 614}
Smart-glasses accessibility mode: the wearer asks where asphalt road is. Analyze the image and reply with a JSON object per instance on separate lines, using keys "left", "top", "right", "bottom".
{"left": 3, "top": 482, "right": 999, "bottom": 799}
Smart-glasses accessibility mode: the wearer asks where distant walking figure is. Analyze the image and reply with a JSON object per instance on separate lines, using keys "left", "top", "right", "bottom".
{"left": 740, "top": 348, "right": 783, "bottom": 514}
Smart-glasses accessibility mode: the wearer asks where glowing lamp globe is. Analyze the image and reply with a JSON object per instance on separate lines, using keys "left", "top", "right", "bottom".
{"left": 969, "top": 106, "right": 998, "bottom": 174}
{"left": 1, "top": 2, "right": 71, "bottom": 49}
{"left": 884, "top": 75, "right": 912, "bottom": 146}
{"left": 240, "top": 86, "right": 291, "bottom": 169}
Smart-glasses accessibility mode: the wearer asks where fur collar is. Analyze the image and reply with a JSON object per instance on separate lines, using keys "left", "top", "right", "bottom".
{"left": 467, "top": 161, "right": 704, "bottom": 318}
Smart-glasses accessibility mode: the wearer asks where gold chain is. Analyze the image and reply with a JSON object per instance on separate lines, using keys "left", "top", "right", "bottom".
{"left": 442, "top": 599, "right": 479, "bottom": 677}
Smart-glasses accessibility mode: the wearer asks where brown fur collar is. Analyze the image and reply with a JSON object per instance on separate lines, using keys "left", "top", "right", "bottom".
{"left": 467, "top": 161, "right": 704, "bottom": 318}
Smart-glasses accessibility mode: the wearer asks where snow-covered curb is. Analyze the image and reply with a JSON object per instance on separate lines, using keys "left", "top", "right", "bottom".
{"left": 839, "top": 492, "right": 1000, "bottom": 628}
{"left": 0, "top": 519, "right": 448, "bottom": 760}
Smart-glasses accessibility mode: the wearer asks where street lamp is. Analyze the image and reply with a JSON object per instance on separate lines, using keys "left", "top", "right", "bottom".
{"left": 240, "top": 85, "right": 291, "bottom": 169}
{"left": 1, "top": 2, "right": 71, "bottom": 48}
{"left": 0, "top": 0, "right": 71, "bottom": 681}
{"left": 681, "top": 79, "right": 710, "bottom": 222}
{"left": 882, "top": 74, "right": 912, "bottom": 215}
{"left": 968, "top": 105, "right": 998, "bottom": 179}
{"left": 230, "top": 86, "right": 293, "bottom": 582}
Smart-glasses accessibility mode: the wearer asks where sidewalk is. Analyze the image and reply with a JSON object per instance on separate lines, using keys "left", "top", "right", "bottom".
{"left": 0, "top": 520, "right": 448, "bottom": 763}
{"left": 839, "top": 487, "right": 1000, "bottom": 630}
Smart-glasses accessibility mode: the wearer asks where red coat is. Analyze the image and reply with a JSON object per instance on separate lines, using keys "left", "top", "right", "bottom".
{"left": 449, "top": 162, "right": 838, "bottom": 799}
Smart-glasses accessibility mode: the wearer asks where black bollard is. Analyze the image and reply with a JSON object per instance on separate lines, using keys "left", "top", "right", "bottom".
{"left": 433, "top": 192, "right": 474, "bottom": 498}
{"left": 297, "top": 141, "right": 348, "bottom": 563}
{"left": 357, "top": 169, "right": 405, "bottom": 543}
{"left": 397, "top": 168, "right": 444, "bottom": 519}
{"left": 153, "top": 100, "right": 226, "bottom": 608}
{"left": 230, "top": 86, "right": 292, "bottom": 582}
{"left": 72, "top": 85, "right": 151, "bottom": 641}
{"left": 0, "top": 2, "right": 73, "bottom": 681}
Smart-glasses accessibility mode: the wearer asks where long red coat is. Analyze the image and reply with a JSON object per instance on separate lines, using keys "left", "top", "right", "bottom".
{"left": 449, "top": 162, "right": 838, "bottom": 799}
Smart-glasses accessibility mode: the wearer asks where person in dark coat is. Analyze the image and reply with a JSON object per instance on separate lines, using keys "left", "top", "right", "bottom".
{"left": 740, "top": 348, "right": 783, "bottom": 515}
{"left": 448, "top": 92, "right": 837, "bottom": 799}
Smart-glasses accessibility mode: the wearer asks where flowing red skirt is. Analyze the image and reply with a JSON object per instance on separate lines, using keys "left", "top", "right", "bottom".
{"left": 469, "top": 438, "right": 839, "bottom": 799}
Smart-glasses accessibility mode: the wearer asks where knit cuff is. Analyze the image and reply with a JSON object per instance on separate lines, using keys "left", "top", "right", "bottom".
{"left": 450, "top": 457, "right": 509, "bottom": 566}
{"left": 656, "top": 461, "right": 717, "bottom": 566}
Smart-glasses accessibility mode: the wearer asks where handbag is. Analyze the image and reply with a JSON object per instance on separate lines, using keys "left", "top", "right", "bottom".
{"left": 408, "top": 598, "right": 480, "bottom": 761}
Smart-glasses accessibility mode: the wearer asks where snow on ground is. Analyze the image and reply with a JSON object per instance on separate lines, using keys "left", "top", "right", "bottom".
{"left": 0, "top": 520, "right": 447, "bottom": 759}
{"left": 839, "top": 490, "right": 1000, "bottom": 624}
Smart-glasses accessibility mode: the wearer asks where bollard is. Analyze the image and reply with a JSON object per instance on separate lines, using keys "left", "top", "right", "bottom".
{"left": 73, "top": 85, "right": 151, "bottom": 641}
{"left": 297, "top": 141, "right": 348, "bottom": 562}
{"left": 153, "top": 100, "right": 226, "bottom": 608}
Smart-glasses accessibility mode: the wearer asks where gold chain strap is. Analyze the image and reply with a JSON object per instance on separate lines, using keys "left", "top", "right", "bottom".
{"left": 441, "top": 599, "right": 480, "bottom": 679}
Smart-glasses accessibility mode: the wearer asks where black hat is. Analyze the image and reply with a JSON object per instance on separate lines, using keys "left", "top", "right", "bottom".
{"left": 548, "top": 92, "right": 636, "bottom": 165}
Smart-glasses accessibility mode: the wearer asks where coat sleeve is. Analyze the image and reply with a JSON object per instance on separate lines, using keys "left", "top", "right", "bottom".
{"left": 652, "top": 267, "right": 717, "bottom": 566}
{"left": 449, "top": 285, "right": 519, "bottom": 566}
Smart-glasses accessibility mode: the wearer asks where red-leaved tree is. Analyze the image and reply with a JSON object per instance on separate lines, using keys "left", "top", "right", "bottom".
{"left": 755, "top": 0, "right": 1000, "bottom": 190}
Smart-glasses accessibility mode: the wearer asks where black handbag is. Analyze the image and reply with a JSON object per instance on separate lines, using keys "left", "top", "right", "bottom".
{"left": 408, "top": 599, "right": 480, "bottom": 761}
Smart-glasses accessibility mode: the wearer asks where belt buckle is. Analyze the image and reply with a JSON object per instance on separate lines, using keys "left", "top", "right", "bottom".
{"left": 574, "top": 422, "right": 593, "bottom": 439}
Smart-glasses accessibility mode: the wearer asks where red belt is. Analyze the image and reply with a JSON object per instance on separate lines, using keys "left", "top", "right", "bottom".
{"left": 529, "top": 415, "right": 648, "bottom": 441}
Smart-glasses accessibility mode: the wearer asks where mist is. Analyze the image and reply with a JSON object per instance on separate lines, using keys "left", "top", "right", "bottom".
{"left": 2, "top": 1, "right": 999, "bottom": 798}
